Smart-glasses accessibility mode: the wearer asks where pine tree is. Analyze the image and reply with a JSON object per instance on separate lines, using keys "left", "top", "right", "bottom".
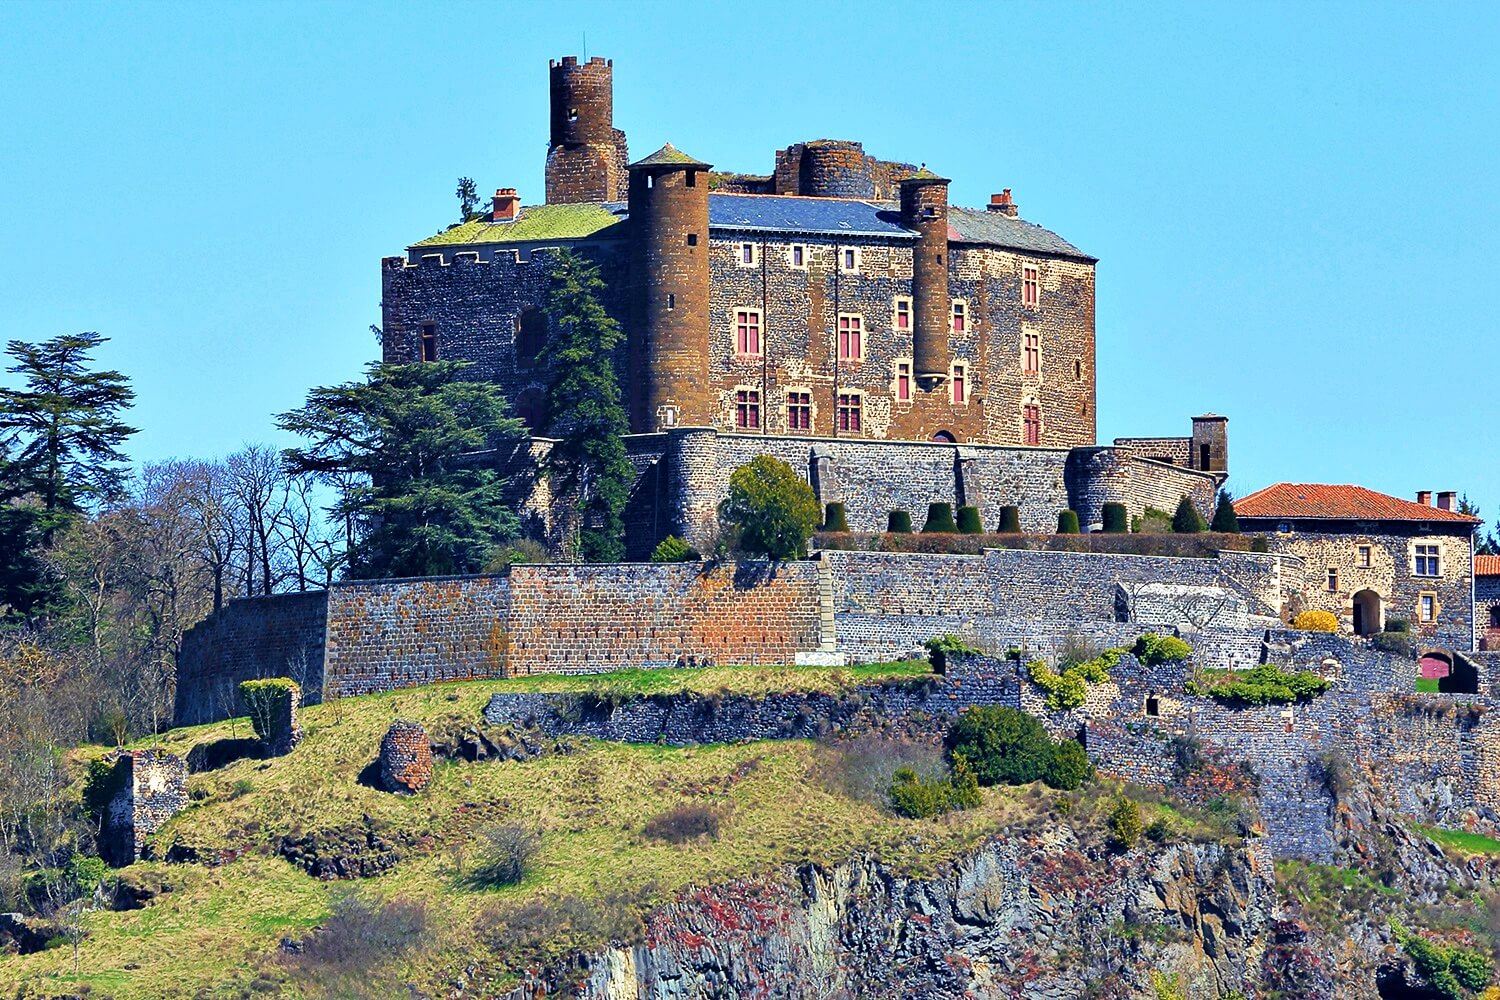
{"left": 0, "top": 332, "right": 136, "bottom": 538}
{"left": 541, "top": 252, "right": 634, "bottom": 563}
{"left": 279, "top": 360, "right": 525, "bottom": 579}
{"left": 1172, "top": 494, "right": 1207, "bottom": 533}
{"left": 456, "top": 177, "right": 480, "bottom": 221}
{"left": 1209, "top": 489, "right": 1240, "bottom": 533}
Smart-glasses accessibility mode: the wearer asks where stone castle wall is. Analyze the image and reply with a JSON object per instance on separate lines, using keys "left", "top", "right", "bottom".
{"left": 174, "top": 591, "right": 327, "bottom": 726}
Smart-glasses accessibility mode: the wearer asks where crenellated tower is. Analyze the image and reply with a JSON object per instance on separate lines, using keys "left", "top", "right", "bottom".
{"left": 546, "top": 56, "right": 629, "bottom": 203}
{"left": 628, "top": 144, "right": 713, "bottom": 432}
{"left": 900, "top": 170, "right": 952, "bottom": 388}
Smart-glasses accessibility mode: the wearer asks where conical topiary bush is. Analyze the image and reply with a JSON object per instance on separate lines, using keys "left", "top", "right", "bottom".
{"left": 922, "top": 502, "right": 959, "bottom": 533}
{"left": 956, "top": 506, "right": 983, "bottom": 534}
{"left": 1102, "top": 502, "right": 1128, "bottom": 534}
{"left": 822, "top": 502, "right": 850, "bottom": 533}
{"left": 1057, "top": 510, "right": 1080, "bottom": 534}
{"left": 887, "top": 510, "right": 912, "bottom": 533}
{"left": 996, "top": 506, "right": 1022, "bottom": 534}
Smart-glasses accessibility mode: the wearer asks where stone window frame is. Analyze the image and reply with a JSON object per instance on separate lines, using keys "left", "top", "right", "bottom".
{"left": 893, "top": 358, "right": 913, "bottom": 404}
{"left": 893, "top": 295, "right": 912, "bottom": 334}
{"left": 788, "top": 244, "right": 808, "bottom": 270}
{"left": 419, "top": 322, "right": 439, "bottom": 363}
{"left": 1022, "top": 262, "right": 1041, "bottom": 309}
{"left": 951, "top": 299, "right": 969, "bottom": 334}
{"left": 1326, "top": 567, "right": 1338, "bottom": 592}
{"left": 785, "top": 387, "right": 814, "bottom": 433}
{"left": 1357, "top": 544, "right": 1372, "bottom": 568}
{"left": 1022, "top": 329, "right": 1041, "bottom": 376}
{"left": 950, "top": 361, "right": 970, "bottom": 404}
{"left": 836, "top": 312, "right": 865, "bottom": 364}
{"left": 838, "top": 245, "right": 861, "bottom": 275}
{"left": 737, "top": 242, "right": 759, "bottom": 268}
{"left": 1413, "top": 542, "right": 1442, "bottom": 578}
{"left": 1022, "top": 398, "right": 1042, "bottom": 446}
{"left": 734, "top": 386, "right": 762, "bottom": 430}
{"left": 836, "top": 390, "right": 864, "bottom": 434}
{"left": 733, "top": 307, "right": 764, "bottom": 359}
{"left": 1419, "top": 591, "right": 1439, "bottom": 623}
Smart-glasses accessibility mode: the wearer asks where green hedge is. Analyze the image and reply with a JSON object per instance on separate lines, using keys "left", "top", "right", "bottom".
{"left": 956, "top": 506, "right": 983, "bottom": 534}
{"left": 1056, "top": 510, "right": 1080, "bottom": 534}
{"left": 921, "top": 502, "right": 958, "bottom": 533}
{"left": 239, "top": 678, "right": 300, "bottom": 745}
{"left": 996, "top": 506, "right": 1022, "bottom": 534}
{"left": 822, "top": 502, "right": 850, "bottom": 533}
{"left": 1102, "top": 503, "right": 1128, "bottom": 534}
{"left": 1186, "top": 664, "right": 1330, "bottom": 705}
{"left": 886, "top": 510, "right": 912, "bottom": 534}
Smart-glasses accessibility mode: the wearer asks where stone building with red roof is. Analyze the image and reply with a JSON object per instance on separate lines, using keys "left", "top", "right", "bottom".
{"left": 1236, "top": 484, "right": 1479, "bottom": 653}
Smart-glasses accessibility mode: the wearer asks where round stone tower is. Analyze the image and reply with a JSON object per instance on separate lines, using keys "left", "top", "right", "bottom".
{"left": 546, "top": 56, "right": 628, "bottom": 203}
{"left": 628, "top": 143, "right": 713, "bottom": 432}
{"left": 799, "top": 140, "right": 876, "bottom": 199}
{"left": 900, "top": 170, "right": 952, "bottom": 387}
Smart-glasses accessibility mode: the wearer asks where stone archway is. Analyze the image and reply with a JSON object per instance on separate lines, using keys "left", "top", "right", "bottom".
{"left": 1352, "top": 589, "right": 1383, "bottom": 637}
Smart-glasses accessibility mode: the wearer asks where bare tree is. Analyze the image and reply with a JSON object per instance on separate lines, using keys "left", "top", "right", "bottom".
{"left": 227, "top": 445, "right": 289, "bottom": 597}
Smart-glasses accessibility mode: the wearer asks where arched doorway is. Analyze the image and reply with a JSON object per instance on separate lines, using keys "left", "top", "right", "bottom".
{"left": 1352, "top": 589, "right": 1382, "bottom": 636}
{"left": 932, "top": 430, "right": 956, "bottom": 443}
{"left": 1437, "top": 653, "right": 1479, "bottom": 695}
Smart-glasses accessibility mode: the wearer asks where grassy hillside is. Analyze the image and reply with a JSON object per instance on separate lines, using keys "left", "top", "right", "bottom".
{"left": 1, "top": 663, "right": 1223, "bottom": 1000}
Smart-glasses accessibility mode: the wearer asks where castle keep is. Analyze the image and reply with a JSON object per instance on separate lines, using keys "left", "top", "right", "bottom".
{"left": 381, "top": 55, "right": 1227, "bottom": 553}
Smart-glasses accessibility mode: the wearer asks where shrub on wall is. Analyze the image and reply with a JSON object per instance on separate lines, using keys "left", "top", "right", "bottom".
{"left": 921, "top": 503, "right": 958, "bottom": 534}
{"left": 1026, "top": 647, "right": 1125, "bottom": 710}
{"left": 996, "top": 506, "right": 1022, "bottom": 534}
{"left": 1292, "top": 610, "right": 1340, "bottom": 633}
{"left": 1102, "top": 503, "right": 1128, "bottom": 534}
{"left": 956, "top": 506, "right": 983, "bottom": 534}
{"left": 945, "top": 706, "right": 1091, "bottom": 790}
{"left": 1210, "top": 490, "right": 1241, "bottom": 533}
{"left": 1057, "top": 510, "right": 1080, "bottom": 534}
{"left": 1373, "top": 630, "right": 1414, "bottom": 658}
{"left": 925, "top": 634, "right": 982, "bottom": 673}
{"left": 649, "top": 536, "right": 700, "bottom": 563}
{"left": 886, "top": 510, "right": 912, "bottom": 534}
{"left": 1172, "top": 495, "right": 1207, "bottom": 533}
{"left": 822, "top": 503, "right": 850, "bottom": 533}
{"left": 1132, "top": 633, "right": 1193, "bottom": 666}
{"left": 720, "top": 455, "right": 820, "bottom": 560}
{"left": 1249, "top": 535, "right": 1270, "bottom": 553}
{"left": 239, "top": 678, "right": 300, "bottom": 747}
{"left": 1185, "top": 664, "right": 1330, "bottom": 705}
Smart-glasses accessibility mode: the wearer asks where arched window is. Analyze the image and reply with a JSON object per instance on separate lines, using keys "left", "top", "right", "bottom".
{"left": 516, "top": 308, "right": 548, "bottom": 366}
{"left": 932, "top": 430, "right": 956, "bottom": 443}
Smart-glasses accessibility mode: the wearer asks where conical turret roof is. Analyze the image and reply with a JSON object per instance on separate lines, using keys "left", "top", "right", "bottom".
{"left": 629, "top": 142, "right": 712, "bottom": 170}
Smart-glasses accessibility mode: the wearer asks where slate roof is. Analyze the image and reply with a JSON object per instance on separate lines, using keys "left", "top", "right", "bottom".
{"left": 708, "top": 194, "right": 914, "bottom": 238}
{"left": 1476, "top": 555, "right": 1500, "bottom": 576}
{"left": 410, "top": 202, "right": 628, "bottom": 248}
{"left": 946, "top": 206, "right": 1095, "bottom": 261}
{"left": 1235, "top": 484, "right": 1481, "bottom": 525}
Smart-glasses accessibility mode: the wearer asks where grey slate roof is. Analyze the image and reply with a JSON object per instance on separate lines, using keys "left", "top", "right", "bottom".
{"left": 945, "top": 206, "right": 1095, "bottom": 261}
{"left": 708, "top": 194, "right": 914, "bottom": 238}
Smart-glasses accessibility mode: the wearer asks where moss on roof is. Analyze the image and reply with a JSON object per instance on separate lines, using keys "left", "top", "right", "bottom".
{"left": 630, "top": 142, "right": 710, "bottom": 168}
{"left": 410, "top": 203, "right": 626, "bottom": 248}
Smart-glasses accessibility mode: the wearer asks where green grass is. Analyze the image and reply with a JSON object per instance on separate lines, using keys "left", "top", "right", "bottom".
{"left": 1416, "top": 677, "right": 1441, "bottom": 693}
{"left": 1419, "top": 825, "right": 1500, "bottom": 856}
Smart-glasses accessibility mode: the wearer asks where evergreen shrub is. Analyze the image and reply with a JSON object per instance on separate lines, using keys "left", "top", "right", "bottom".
{"left": 649, "top": 535, "right": 700, "bottom": 563}
{"left": 1132, "top": 633, "right": 1193, "bottom": 666}
{"left": 1102, "top": 503, "right": 1128, "bottom": 534}
{"left": 1172, "top": 495, "right": 1207, "bottom": 533}
{"left": 239, "top": 678, "right": 299, "bottom": 746}
{"left": 1210, "top": 490, "right": 1241, "bottom": 533}
{"left": 720, "top": 455, "right": 820, "bottom": 559}
{"left": 886, "top": 510, "right": 913, "bottom": 534}
{"left": 956, "top": 506, "right": 983, "bottom": 534}
{"left": 945, "top": 706, "right": 1091, "bottom": 790}
{"left": 1057, "top": 510, "right": 1080, "bottom": 534}
{"left": 996, "top": 506, "right": 1022, "bottom": 534}
{"left": 1107, "top": 797, "right": 1143, "bottom": 850}
{"left": 822, "top": 502, "right": 849, "bottom": 533}
{"left": 921, "top": 502, "right": 958, "bottom": 533}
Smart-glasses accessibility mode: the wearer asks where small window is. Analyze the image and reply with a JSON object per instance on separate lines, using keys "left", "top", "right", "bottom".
{"left": 1490, "top": 606, "right": 1500, "bottom": 628}
{"left": 567, "top": 107, "right": 579, "bottom": 122}
{"left": 836, "top": 392, "right": 862, "bottom": 433}
{"left": 951, "top": 363, "right": 968, "bottom": 404}
{"left": 895, "top": 360, "right": 912, "bottom": 403}
{"left": 735, "top": 389, "right": 761, "bottom": 429}
{"left": 786, "top": 390, "right": 812, "bottom": 432}
{"left": 1420, "top": 593, "right": 1437, "bottom": 623}
{"left": 839, "top": 247, "right": 860, "bottom": 273}
{"left": 837, "top": 313, "right": 863, "bottom": 362}
{"left": 1022, "top": 263, "right": 1040, "bottom": 308}
{"left": 1023, "top": 332, "right": 1040, "bottom": 375}
{"left": 419, "top": 323, "right": 438, "bottom": 363}
{"left": 685, "top": 170, "right": 696, "bottom": 188}
{"left": 1415, "top": 543, "right": 1441, "bottom": 577}
{"left": 951, "top": 301, "right": 967, "bottom": 333}
{"left": 1023, "top": 404, "right": 1041, "bottom": 446}
{"left": 789, "top": 244, "right": 807, "bottom": 269}
{"left": 1145, "top": 695, "right": 1160, "bottom": 717}
{"left": 516, "top": 309, "right": 549, "bottom": 366}
{"left": 686, "top": 233, "right": 698, "bottom": 246}
{"left": 1327, "top": 568, "right": 1339, "bottom": 592}
{"left": 1357, "top": 545, "right": 1372, "bottom": 567}
{"left": 893, "top": 296, "right": 912, "bottom": 332}
{"left": 734, "top": 309, "right": 762, "bottom": 357}
{"left": 667, "top": 293, "right": 675, "bottom": 310}
{"left": 1278, "top": 522, "right": 1292, "bottom": 534}
{"left": 738, "top": 243, "right": 758, "bottom": 267}
{"left": 1074, "top": 359, "right": 1082, "bottom": 380}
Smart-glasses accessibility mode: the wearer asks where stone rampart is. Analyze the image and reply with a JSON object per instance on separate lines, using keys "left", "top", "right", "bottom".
{"left": 174, "top": 591, "right": 327, "bottom": 726}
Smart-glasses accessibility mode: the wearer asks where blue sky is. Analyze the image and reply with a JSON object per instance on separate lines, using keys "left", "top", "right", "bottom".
{"left": 2, "top": 2, "right": 1496, "bottom": 524}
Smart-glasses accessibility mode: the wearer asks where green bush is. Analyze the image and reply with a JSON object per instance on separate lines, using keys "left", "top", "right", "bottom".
{"left": 720, "top": 455, "right": 820, "bottom": 559}
{"left": 1134, "top": 506, "right": 1174, "bottom": 534}
{"left": 890, "top": 756, "right": 981, "bottom": 819}
{"left": 1044, "top": 739, "right": 1093, "bottom": 791}
{"left": 1132, "top": 633, "right": 1192, "bottom": 666}
{"left": 1249, "top": 535, "right": 1270, "bottom": 553}
{"left": 82, "top": 757, "right": 128, "bottom": 824}
{"left": 239, "top": 678, "right": 299, "bottom": 745}
{"left": 1387, "top": 617, "right": 1413, "bottom": 634}
{"left": 886, "top": 510, "right": 912, "bottom": 533}
{"left": 1172, "top": 495, "right": 1206, "bottom": 533}
{"left": 925, "top": 634, "right": 981, "bottom": 672}
{"left": 1102, "top": 502, "right": 1128, "bottom": 534}
{"left": 1210, "top": 490, "right": 1240, "bottom": 533}
{"left": 1186, "top": 664, "right": 1331, "bottom": 705}
{"left": 1027, "top": 648, "right": 1125, "bottom": 710}
{"left": 649, "top": 535, "right": 700, "bottom": 563}
{"left": 1374, "top": 630, "right": 1414, "bottom": 657}
{"left": 956, "top": 506, "right": 983, "bottom": 534}
{"left": 996, "top": 506, "right": 1022, "bottom": 534}
{"left": 1107, "top": 797, "right": 1142, "bottom": 850}
{"left": 822, "top": 502, "right": 850, "bottom": 533}
{"left": 1398, "top": 927, "right": 1493, "bottom": 999}
{"left": 921, "top": 502, "right": 958, "bottom": 533}
{"left": 64, "top": 853, "right": 110, "bottom": 898}
{"left": 1056, "top": 509, "right": 1080, "bottom": 534}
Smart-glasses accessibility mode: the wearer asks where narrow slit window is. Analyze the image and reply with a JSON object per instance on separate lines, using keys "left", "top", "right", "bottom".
{"left": 951, "top": 363, "right": 967, "bottom": 404}
{"left": 1327, "top": 568, "right": 1339, "bottom": 592}
{"left": 894, "top": 296, "right": 911, "bottom": 332}
{"left": 739, "top": 243, "right": 758, "bottom": 267}
{"left": 895, "top": 360, "right": 912, "bottom": 402}
{"left": 419, "top": 323, "right": 438, "bottom": 362}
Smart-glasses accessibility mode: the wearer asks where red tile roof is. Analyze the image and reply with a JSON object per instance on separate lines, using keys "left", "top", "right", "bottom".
{"left": 1234, "top": 483, "right": 1481, "bottom": 524}
{"left": 1476, "top": 555, "right": 1500, "bottom": 577}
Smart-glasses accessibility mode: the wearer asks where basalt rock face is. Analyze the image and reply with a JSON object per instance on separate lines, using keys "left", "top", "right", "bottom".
{"left": 505, "top": 830, "right": 1275, "bottom": 1000}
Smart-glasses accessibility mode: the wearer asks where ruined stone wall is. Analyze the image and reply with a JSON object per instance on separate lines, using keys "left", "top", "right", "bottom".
{"left": 101, "top": 750, "right": 188, "bottom": 867}
{"left": 174, "top": 591, "right": 328, "bottom": 726}
{"left": 1112, "top": 436, "right": 1192, "bottom": 466}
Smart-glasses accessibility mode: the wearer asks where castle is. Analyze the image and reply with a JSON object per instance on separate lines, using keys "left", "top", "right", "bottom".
{"left": 380, "top": 55, "right": 1227, "bottom": 556}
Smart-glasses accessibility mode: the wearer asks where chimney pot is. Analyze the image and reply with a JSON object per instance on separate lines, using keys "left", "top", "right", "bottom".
{"left": 987, "top": 188, "right": 1018, "bottom": 217}
{"left": 1417, "top": 491, "right": 1433, "bottom": 506}
{"left": 492, "top": 188, "right": 520, "bottom": 222}
{"left": 1437, "top": 491, "right": 1456, "bottom": 511}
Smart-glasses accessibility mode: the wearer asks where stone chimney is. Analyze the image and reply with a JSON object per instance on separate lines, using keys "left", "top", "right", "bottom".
{"left": 1416, "top": 490, "right": 1433, "bottom": 506}
{"left": 1437, "top": 491, "right": 1457, "bottom": 511}
{"left": 492, "top": 188, "right": 520, "bottom": 222}
{"left": 987, "top": 189, "right": 1018, "bottom": 217}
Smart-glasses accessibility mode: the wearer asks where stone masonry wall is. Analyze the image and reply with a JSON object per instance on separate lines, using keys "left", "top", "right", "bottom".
{"left": 101, "top": 749, "right": 188, "bottom": 867}
{"left": 1479, "top": 574, "right": 1500, "bottom": 650}
{"left": 174, "top": 591, "right": 328, "bottom": 726}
